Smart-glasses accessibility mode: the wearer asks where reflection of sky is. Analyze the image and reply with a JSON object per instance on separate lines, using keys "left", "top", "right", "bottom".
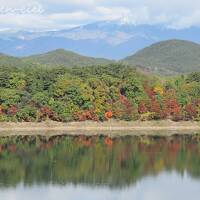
{"left": 1, "top": 172, "right": 200, "bottom": 200}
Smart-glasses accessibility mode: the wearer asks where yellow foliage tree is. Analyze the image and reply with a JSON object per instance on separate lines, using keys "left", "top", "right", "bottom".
{"left": 154, "top": 85, "right": 164, "bottom": 96}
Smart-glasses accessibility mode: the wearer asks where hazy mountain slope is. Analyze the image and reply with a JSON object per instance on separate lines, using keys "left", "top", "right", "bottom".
{"left": 0, "top": 36, "right": 154, "bottom": 59}
{"left": 23, "top": 49, "right": 113, "bottom": 67}
{"left": 0, "top": 53, "right": 30, "bottom": 68}
{"left": 122, "top": 40, "right": 200, "bottom": 75}
{"left": 1, "top": 20, "right": 200, "bottom": 59}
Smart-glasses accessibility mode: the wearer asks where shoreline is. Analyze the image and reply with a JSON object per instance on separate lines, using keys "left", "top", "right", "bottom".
{"left": 0, "top": 120, "right": 200, "bottom": 137}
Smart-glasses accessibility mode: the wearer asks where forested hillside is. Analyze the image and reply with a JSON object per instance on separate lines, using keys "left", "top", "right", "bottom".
{"left": 122, "top": 40, "right": 200, "bottom": 75}
{"left": 0, "top": 63, "right": 200, "bottom": 122}
{"left": 23, "top": 49, "right": 112, "bottom": 67}
{"left": 0, "top": 53, "right": 33, "bottom": 68}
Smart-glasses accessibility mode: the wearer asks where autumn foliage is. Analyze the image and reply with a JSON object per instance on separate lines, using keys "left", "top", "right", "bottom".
{"left": 138, "top": 102, "right": 148, "bottom": 114}
{"left": 0, "top": 64, "right": 200, "bottom": 122}
{"left": 76, "top": 110, "right": 98, "bottom": 121}
{"left": 105, "top": 111, "right": 113, "bottom": 120}
{"left": 185, "top": 104, "right": 197, "bottom": 119}
{"left": 8, "top": 105, "right": 18, "bottom": 116}
{"left": 39, "top": 107, "right": 56, "bottom": 120}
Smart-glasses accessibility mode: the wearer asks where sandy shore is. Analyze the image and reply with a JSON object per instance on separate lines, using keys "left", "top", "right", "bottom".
{"left": 0, "top": 120, "right": 200, "bottom": 137}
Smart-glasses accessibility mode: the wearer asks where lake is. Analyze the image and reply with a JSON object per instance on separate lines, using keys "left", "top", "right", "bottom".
{"left": 0, "top": 134, "right": 200, "bottom": 200}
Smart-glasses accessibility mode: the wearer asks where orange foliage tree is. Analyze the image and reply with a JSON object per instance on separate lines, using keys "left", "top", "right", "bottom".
{"left": 138, "top": 102, "right": 148, "bottom": 114}
{"left": 75, "top": 110, "right": 98, "bottom": 121}
{"left": 105, "top": 111, "right": 113, "bottom": 120}
{"left": 40, "top": 106, "right": 56, "bottom": 120}
{"left": 113, "top": 94, "right": 138, "bottom": 120}
{"left": 8, "top": 105, "right": 18, "bottom": 116}
{"left": 185, "top": 103, "right": 197, "bottom": 119}
{"left": 144, "top": 83, "right": 156, "bottom": 100}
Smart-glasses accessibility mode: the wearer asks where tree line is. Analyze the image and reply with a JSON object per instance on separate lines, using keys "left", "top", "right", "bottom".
{"left": 0, "top": 64, "right": 200, "bottom": 122}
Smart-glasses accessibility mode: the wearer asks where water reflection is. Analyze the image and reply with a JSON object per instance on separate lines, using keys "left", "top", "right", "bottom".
{"left": 0, "top": 134, "right": 200, "bottom": 199}
{"left": 1, "top": 172, "right": 200, "bottom": 200}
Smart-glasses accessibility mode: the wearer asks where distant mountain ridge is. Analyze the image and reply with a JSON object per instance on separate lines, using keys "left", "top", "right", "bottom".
{"left": 22, "top": 49, "right": 112, "bottom": 67}
{"left": 0, "top": 53, "right": 30, "bottom": 68}
{"left": 0, "top": 49, "right": 113, "bottom": 68}
{"left": 1, "top": 39, "right": 200, "bottom": 76}
{"left": 1, "top": 20, "right": 200, "bottom": 59}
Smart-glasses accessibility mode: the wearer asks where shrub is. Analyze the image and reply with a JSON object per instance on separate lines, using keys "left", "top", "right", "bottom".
{"left": 16, "top": 106, "right": 37, "bottom": 122}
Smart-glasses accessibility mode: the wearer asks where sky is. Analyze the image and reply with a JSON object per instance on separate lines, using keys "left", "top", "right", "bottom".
{"left": 0, "top": 0, "right": 200, "bottom": 31}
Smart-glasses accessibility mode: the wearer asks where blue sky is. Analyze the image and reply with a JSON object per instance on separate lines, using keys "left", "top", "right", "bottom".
{"left": 0, "top": 0, "right": 200, "bottom": 30}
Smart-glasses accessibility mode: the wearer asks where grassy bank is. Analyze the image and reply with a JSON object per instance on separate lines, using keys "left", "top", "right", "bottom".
{"left": 0, "top": 120, "right": 200, "bottom": 137}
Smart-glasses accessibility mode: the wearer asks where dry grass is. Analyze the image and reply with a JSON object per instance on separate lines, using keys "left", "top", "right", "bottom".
{"left": 0, "top": 120, "right": 200, "bottom": 137}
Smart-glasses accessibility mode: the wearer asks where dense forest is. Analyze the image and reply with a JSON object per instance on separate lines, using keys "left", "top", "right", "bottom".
{"left": 0, "top": 63, "right": 200, "bottom": 122}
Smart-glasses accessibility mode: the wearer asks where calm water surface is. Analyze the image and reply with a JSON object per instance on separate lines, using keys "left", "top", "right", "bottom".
{"left": 0, "top": 133, "right": 200, "bottom": 200}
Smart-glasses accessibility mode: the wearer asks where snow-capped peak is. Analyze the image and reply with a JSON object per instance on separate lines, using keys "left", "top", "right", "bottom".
{"left": 119, "top": 17, "right": 133, "bottom": 25}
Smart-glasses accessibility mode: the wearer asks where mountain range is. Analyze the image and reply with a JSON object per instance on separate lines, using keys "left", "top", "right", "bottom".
{"left": 1, "top": 39, "right": 200, "bottom": 76}
{"left": 1, "top": 20, "right": 200, "bottom": 59}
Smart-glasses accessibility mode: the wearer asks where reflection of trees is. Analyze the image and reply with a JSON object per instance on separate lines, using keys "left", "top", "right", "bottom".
{"left": 0, "top": 135, "right": 200, "bottom": 188}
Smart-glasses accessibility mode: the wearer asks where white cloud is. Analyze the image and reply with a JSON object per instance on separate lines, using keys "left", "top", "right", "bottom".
{"left": 170, "top": 10, "right": 200, "bottom": 29}
{"left": 0, "top": 0, "right": 44, "bottom": 14}
{"left": 1, "top": 0, "right": 200, "bottom": 30}
{"left": 49, "top": 12, "right": 91, "bottom": 21}
{"left": 47, "top": 0, "right": 95, "bottom": 6}
{"left": 95, "top": 6, "right": 132, "bottom": 21}
{"left": 0, "top": 13, "right": 85, "bottom": 30}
